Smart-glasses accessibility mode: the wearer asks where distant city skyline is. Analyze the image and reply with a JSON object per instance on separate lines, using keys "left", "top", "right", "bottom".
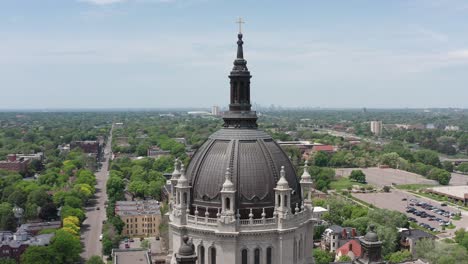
{"left": 1, "top": 0, "right": 468, "bottom": 109}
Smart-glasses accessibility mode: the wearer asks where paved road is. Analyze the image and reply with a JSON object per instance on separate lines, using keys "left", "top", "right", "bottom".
{"left": 81, "top": 127, "right": 112, "bottom": 260}
{"left": 449, "top": 172, "right": 468, "bottom": 186}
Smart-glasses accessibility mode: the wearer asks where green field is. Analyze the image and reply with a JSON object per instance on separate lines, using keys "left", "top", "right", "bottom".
{"left": 395, "top": 184, "right": 436, "bottom": 191}
{"left": 330, "top": 177, "right": 368, "bottom": 191}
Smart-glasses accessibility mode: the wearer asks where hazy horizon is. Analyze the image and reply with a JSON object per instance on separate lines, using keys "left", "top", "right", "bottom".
{"left": 1, "top": 1, "right": 468, "bottom": 109}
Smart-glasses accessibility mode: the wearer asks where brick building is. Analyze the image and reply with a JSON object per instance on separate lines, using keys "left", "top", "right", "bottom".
{"left": 0, "top": 154, "right": 30, "bottom": 174}
{"left": 115, "top": 200, "right": 161, "bottom": 238}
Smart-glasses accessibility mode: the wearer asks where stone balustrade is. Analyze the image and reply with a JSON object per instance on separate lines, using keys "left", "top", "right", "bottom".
{"left": 181, "top": 205, "right": 318, "bottom": 232}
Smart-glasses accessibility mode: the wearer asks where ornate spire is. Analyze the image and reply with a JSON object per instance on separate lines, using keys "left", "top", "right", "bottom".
{"left": 171, "top": 158, "right": 181, "bottom": 179}
{"left": 222, "top": 168, "right": 235, "bottom": 191}
{"left": 223, "top": 22, "right": 258, "bottom": 129}
{"left": 177, "top": 164, "right": 188, "bottom": 187}
{"left": 276, "top": 166, "right": 290, "bottom": 189}
{"left": 300, "top": 160, "right": 312, "bottom": 182}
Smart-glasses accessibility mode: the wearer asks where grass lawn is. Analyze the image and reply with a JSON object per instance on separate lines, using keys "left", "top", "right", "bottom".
{"left": 395, "top": 184, "right": 436, "bottom": 191}
{"left": 38, "top": 228, "right": 58, "bottom": 235}
{"left": 330, "top": 177, "right": 367, "bottom": 191}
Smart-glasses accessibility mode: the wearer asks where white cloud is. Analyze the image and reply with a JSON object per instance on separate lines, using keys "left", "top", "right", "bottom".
{"left": 447, "top": 50, "right": 468, "bottom": 59}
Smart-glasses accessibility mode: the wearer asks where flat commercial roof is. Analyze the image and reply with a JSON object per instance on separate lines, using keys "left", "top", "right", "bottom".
{"left": 428, "top": 185, "right": 468, "bottom": 200}
{"left": 114, "top": 249, "right": 150, "bottom": 264}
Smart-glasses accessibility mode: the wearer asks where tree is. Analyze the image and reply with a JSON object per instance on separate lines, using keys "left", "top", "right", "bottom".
{"left": 86, "top": 256, "right": 105, "bottom": 264}
{"left": 141, "top": 239, "right": 150, "bottom": 249}
{"left": 387, "top": 250, "right": 411, "bottom": 263}
{"left": 51, "top": 229, "right": 82, "bottom": 264}
{"left": 21, "top": 246, "right": 55, "bottom": 264}
{"left": 382, "top": 186, "right": 391, "bottom": 193}
{"left": 380, "top": 152, "right": 400, "bottom": 168}
{"left": 457, "top": 163, "right": 468, "bottom": 174}
{"left": 39, "top": 202, "right": 57, "bottom": 221}
{"left": 415, "top": 238, "right": 468, "bottom": 264}
{"left": 0, "top": 259, "right": 17, "bottom": 264}
{"left": 313, "top": 248, "right": 334, "bottom": 264}
{"left": 60, "top": 206, "right": 85, "bottom": 223}
{"left": 442, "top": 161, "right": 454, "bottom": 172}
{"left": 0, "top": 202, "right": 16, "bottom": 231}
{"left": 102, "top": 236, "right": 114, "bottom": 256}
{"left": 414, "top": 150, "right": 440, "bottom": 167}
{"left": 428, "top": 168, "right": 451, "bottom": 185}
{"left": 349, "top": 170, "right": 366, "bottom": 183}
{"left": 314, "top": 151, "right": 330, "bottom": 167}
{"left": 338, "top": 255, "right": 352, "bottom": 262}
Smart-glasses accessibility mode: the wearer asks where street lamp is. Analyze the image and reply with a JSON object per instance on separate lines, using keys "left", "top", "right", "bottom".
{"left": 12, "top": 205, "right": 24, "bottom": 227}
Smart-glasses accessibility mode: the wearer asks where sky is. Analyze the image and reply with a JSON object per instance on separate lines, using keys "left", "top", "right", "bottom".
{"left": 1, "top": 0, "right": 468, "bottom": 109}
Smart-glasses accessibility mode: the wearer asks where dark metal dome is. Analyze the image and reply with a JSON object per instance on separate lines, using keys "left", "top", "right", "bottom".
{"left": 186, "top": 128, "right": 301, "bottom": 218}
{"left": 185, "top": 31, "right": 301, "bottom": 219}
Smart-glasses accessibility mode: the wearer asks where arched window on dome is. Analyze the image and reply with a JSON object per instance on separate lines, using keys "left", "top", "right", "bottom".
{"left": 254, "top": 248, "right": 261, "bottom": 264}
{"left": 266, "top": 247, "right": 272, "bottom": 264}
{"left": 198, "top": 245, "right": 205, "bottom": 264}
{"left": 225, "top": 197, "right": 230, "bottom": 211}
{"left": 241, "top": 248, "right": 248, "bottom": 264}
{"left": 210, "top": 247, "right": 216, "bottom": 264}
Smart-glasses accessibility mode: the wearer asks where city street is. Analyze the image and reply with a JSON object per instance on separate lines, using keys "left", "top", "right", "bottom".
{"left": 80, "top": 126, "right": 113, "bottom": 260}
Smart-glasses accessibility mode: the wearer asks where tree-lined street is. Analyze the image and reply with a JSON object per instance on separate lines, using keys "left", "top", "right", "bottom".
{"left": 81, "top": 126, "right": 113, "bottom": 260}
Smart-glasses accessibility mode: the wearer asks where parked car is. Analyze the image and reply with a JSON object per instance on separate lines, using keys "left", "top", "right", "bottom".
{"left": 402, "top": 198, "right": 407, "bottom": 201}
{"left": 125, "top": 243, "right": 130, "bottom": 249}
{"left": 129, "top": 238, "right": 134, "bottom": 242}
{"left": 441, "top": 203, "right": 447, "bottom": 207}
{"left": 99, "top": 234, "right": 103, "bottom": 241}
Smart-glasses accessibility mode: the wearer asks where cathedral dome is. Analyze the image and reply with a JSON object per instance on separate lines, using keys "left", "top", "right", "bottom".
{"left": 185, "top": 32, "right": 301, "bottom": 219}
{"left": 186, "top": 128, "right": 301, "bottom": 218}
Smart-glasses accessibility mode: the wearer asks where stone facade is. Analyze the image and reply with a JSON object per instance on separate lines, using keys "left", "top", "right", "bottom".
{"left": 167, "top": 164, "right": 318, "bottom": 264}
{"left": 115, "top": 200, "right": 161, "bottom": 238}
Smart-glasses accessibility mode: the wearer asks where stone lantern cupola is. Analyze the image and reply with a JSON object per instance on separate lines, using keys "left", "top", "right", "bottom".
{"left": 300, "top": 160, "right": 313, "bottom": 205}
{"left": 274, "top": 166, "right": 292, "bottom": 219}
{"left": 219, "top": 168, "right": 236, "bottom": 226}
{"left": 170, "top": 159, "right": 181, "bottom": 205}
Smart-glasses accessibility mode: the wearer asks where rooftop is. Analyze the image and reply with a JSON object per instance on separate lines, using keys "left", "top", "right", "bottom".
{"left": 113, "top": 249, "right": 151, "bottom": 264}
{"left": 400, "top": 229, "right": 436, "bottom": 240}
{"left": 115, "top": 200, "right": 161, "bottom": 216}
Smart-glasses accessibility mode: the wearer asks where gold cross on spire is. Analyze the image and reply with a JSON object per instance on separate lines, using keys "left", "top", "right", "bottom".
{"left": 236, "top": 17, "right": 245, "bottom": 33}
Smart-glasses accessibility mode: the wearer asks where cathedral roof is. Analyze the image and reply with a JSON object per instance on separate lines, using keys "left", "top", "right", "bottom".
{"left": 185, "top": 32, "right": 301, "bottom": 212}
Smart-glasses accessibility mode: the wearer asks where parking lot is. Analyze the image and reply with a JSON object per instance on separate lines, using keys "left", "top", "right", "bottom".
{"left": 119, "top": 237, "right": 162, "bottom": 253}
{"left": 336, "top": 168, "right": 438, "bottom": 188}
{"left": 352, "top": 189, "right": 468, "bottom": 237}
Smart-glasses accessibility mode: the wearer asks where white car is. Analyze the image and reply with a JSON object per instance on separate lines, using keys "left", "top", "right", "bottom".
{"left": 99, "top": 234, "right": 103, "bottom": 241}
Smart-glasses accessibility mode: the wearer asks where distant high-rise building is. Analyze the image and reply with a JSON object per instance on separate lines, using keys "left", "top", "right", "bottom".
{"left": 370, "top": 121, "right": 382, "bottom": 136}
{"left": 211, "top": 105, "right": 220, "bottom": 116}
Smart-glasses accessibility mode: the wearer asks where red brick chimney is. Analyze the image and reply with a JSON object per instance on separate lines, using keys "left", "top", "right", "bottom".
{"left": 351, "top": 228, "right": 357, "bottom": 237}
{"left": 7, "top": 154, "right": 16, "bottom": 162}
{"left": 342, "top": 229, "right": 347, "bottom": 239}
{"left": 349, "top": 242, "right": 353, "bottom": 251}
